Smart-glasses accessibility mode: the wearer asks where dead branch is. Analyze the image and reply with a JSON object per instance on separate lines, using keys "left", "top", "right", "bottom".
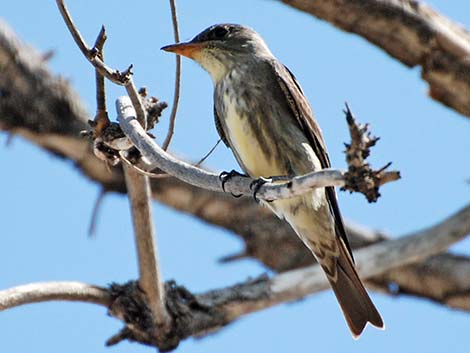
{"left": 55, "top": 0, "right": 148, "bottom": 128}
{"left": 119, "top": 97, "right": 170, "bottom": 329}
{"left": 0, "top": 282, "right": 110, "bottom": 309}
{"left": 342, "top": 104, "right": 400, "bottom": 202}
{"left": 281, "top": 0, "right": 470, "bottom": 117}
{"left": 123, "top": 161, "right": 171, "bottom": 330}
{"left": 1, "top": 205, "right": 468, "bottom": 351}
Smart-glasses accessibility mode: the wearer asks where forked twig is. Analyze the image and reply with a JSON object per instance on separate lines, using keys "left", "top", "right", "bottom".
{"left": 55, "top": 0, "right": 147, "bottom": 129}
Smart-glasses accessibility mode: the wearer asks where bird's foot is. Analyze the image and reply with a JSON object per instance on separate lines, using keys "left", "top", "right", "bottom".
{"left": 249, "top": 176, "right": 272, "bottom": 203}
{"left": 219, "top": 169, "right": 246, "bottom": 197}
{"left": 249, "top": 175, "right": 291, "bottom": 203}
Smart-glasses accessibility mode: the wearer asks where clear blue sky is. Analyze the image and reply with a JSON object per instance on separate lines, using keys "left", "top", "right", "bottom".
{"left": 1, "top": 1, "right": 469, "bottom": 353}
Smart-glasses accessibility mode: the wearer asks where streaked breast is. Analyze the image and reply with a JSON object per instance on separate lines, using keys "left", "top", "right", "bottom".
{"left": 222, "top": 92, "right": 285, "bottom": 178}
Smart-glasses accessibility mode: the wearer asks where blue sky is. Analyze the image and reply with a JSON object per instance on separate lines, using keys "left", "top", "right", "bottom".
{"left": 1, "top": 1, "right": 469, "bottom": 353}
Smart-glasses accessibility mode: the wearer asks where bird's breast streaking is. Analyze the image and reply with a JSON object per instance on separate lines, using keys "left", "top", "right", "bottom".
{"left": 222, "top": 95, "right": 283, "bottom": 178}
{"left": 217, "top": 68, "right": 319, "bottom": 179}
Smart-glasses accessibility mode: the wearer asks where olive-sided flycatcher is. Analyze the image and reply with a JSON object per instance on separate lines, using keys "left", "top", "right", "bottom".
{"left": 162, "top": 24, "right": 384, "bottom": 338}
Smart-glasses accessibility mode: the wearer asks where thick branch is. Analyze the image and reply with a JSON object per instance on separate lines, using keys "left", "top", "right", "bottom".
{"left": 148, "top": 178, "right": 470, "bottom": 312}
{"left": 2, "top": 206, "right": 467, "bottom": 350}
{"left": 100, "top": 205, "right": 470, "bottom": 350}
{"left": 281, "top": 0, "right": 470, "bottom": 117}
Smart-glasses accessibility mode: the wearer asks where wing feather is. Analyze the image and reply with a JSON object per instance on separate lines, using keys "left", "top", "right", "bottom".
{"left": 270, "top": 60, "right": 354, "bottom": 260}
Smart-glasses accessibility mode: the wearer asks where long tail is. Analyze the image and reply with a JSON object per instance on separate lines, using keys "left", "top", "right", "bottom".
{"left": 326, "top": 237, "right": 384, "bottom": 338}
{"left": 272, "top": 196, "right": 384, "bottom": 337}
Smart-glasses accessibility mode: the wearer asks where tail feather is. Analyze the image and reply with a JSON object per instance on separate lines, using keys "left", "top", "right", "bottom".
{"left": 273, "top": 196, "right": 383, "bottom": 337}
{"left": 326, "top": 238, "right": 384, "bottom": 338}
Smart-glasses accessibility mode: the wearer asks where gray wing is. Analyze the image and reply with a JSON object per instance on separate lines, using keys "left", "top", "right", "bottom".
{"left": 270, "top": 60, "right": 354, "bottom": 260}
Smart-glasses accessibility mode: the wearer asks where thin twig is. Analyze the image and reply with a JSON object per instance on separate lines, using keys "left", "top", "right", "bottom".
{"left": 119, "top": 137, "right": 222, "bottom": 178}
{"left": 94, "top": 25, "right": 107, "bottom": 114}
{"left": 162, "top": 0, "right": 181, "bottom": 150}
{"left": 118, "top": 98, "right": 170, "bottom": 330}
{"left": 126, "top": 79, "right": 147, "bottom": 130}
{"left": 88, "top": 188, "right": 106, "bottom": 237}
{"left": 55, "top": 0, "right": 125, "bottom": 84}
{"left": 194, "top": 138, "right": 222, "bottom": 167}
{"left": 55, "top": 0, "right": 147, "bottom": 129}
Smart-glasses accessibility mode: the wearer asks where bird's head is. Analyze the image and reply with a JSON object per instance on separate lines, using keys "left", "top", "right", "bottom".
{"left": 162, "top": 24, "right": 273, "bottom": 83}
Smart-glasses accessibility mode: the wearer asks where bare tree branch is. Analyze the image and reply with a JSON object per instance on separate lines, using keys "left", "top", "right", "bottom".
{"left": 281, "top": 0, "right": 470, "bottom": 117}
{"left": 149, "top": 180, "right": 470, "bottom": 310}
{"left": 0, "top": 282, "right": 110, "bottom": 310}
{"left": 55, "top": 0, "right": 148, "bottom": 129}
{"left": 369, "top": 253, "right": 470, "bottom": 309}
{"left": 119, "top": 99, "right": 170, "bottom": 329}
{"left": 1, "top": 205, "right": 468, "bottom": 350}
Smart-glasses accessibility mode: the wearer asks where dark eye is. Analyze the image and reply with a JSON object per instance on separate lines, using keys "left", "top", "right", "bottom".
{"left": 210, "top": 26, "right": 229, "bottom": 40}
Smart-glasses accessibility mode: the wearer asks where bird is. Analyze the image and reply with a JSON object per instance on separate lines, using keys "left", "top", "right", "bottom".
{"left": 162, "top": 24, "right": 384, "bottom": 338}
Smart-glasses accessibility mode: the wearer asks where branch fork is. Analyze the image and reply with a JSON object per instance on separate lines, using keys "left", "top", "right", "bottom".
{"left": 56, "top": 0, "right": 172, "bottom": 341}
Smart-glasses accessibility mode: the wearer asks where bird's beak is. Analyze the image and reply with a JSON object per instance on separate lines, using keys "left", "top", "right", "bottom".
{"left": 161, "top": 41, "right": 205, "bottom": 59}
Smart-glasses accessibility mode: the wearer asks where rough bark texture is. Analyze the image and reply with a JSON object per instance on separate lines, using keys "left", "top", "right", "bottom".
{"left": 281, "top": 0, "right": 470, "bottom": 117}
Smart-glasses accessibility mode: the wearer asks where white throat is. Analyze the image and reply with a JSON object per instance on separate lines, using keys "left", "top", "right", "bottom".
{"left": 193, "top": 51, "right": 230, "bottom": 84}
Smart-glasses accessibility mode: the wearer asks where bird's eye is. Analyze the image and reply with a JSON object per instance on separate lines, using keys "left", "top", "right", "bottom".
{"left": 210, "top": 26, "right": 229, "bottom": 40}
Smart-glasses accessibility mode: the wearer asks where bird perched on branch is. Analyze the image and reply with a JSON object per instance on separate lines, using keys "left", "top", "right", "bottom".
{"left": 162, "top": 23, "right": 384, "bottom": 338}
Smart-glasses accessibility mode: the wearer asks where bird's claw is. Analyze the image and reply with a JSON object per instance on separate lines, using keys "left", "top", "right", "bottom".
{"left": 249, "top": 176, "right": 271, "bottom": 203}
{"left": 219, "top": 169, "right": 245, "bottom": 197}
